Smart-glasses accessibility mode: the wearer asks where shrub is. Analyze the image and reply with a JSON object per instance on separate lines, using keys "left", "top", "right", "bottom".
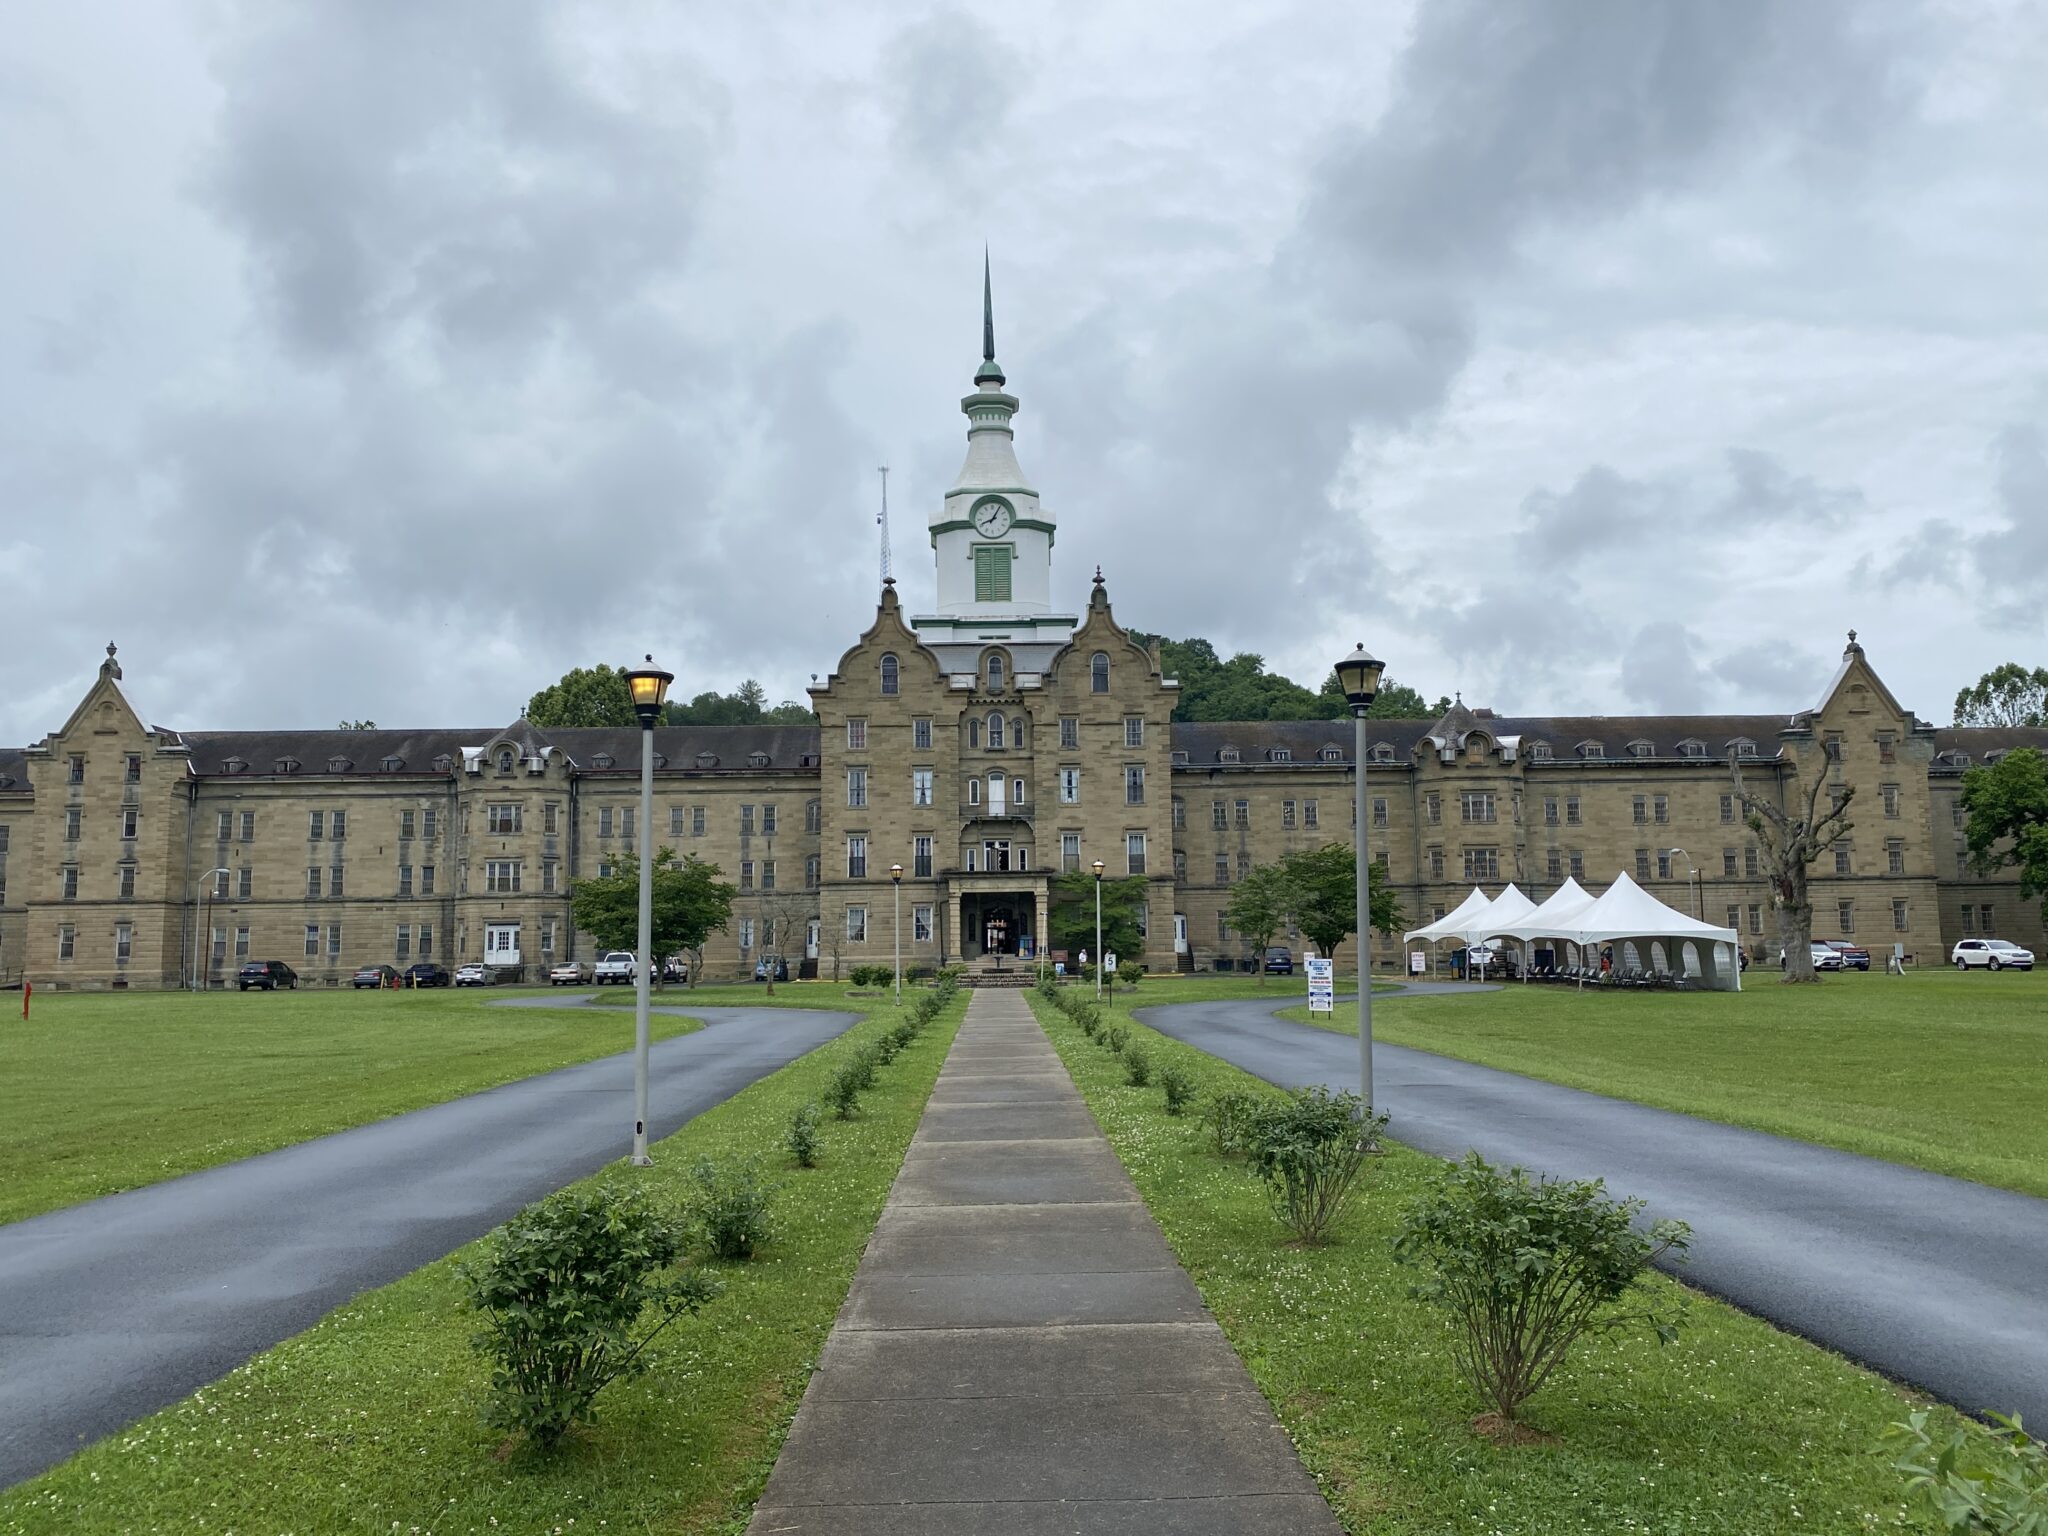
{"left": 786, "top": 1102, "right": 821, "bottom": 1168}
{"left": 1244, "top": 1086, "right": 1385, "bottom": 1246}
{"left": 1206, "top": 1090, "right": 1266, "bottom": 1157}
{"left": 1074, "top": 1004, "right": 1101, "bottom": 1039}
{"left": 1884, "top": 1409, "right": 2048, "bottom": 1534}
{"left": 465, "top": 1184, "right": 720, "bottom": 1448}
{"left": 889, "top": 1018, "right": 919, "bottom": 1051}
{"left": 1117, "top": 963, "right": 1146, "bottom": 988}
{"left": 1101, "top": 1024, "right": 1128, "bottom": 1054}
{"left": 1392, "top": 1152, "right": 1691, "bottom": 1427}
{"left": 905, "top": 963, "right": 936, "bottom": 983}
{"left": 825, "top": 1061, "right": 865, "bottom": 1120}
{"left": 1159, "top": 1063, "right": 1196, "bottom": 1116}
{"left": 1122, "top": 1044, "right": 1152, "bottom": 1086}
{"left": 847, "top": 963, "right": 896, "bottom": 988}
{"left": 873, "top": 1030, "right": 901, "bottom": 1065}
{"left": 685, "top": 1156, "right": 777, "bottom": 1262}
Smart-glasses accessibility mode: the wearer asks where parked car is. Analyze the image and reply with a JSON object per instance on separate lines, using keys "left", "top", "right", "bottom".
{"left": 453, "top": 963, "right": 489, "bottom": 987}
{"left": 238, "top": 960, "right": 298, "bottom": 992}
{"left": 1262, "top": 947, "right": 1294, "bottom": 975}
{"left": 1781, "top": 942, "right": 1843, "bottom": 971}
{"left": 1952, "top": 937, "right": 2036, "bottom": 971}
{"left": 351, "top": 963, "right": 400, "bottom": 989}
{"left": 1820, "top": 940, "right": 1871, "bottom": 971}
{"left": 549, "top": 960, "right": 594, "bottom": 986}
{"left": 753, "top": 957, "right": 791, "bottom": 983}
{"left": 662, "top": 957, "right": 690, "bottom": 983}
{"left": 403, "top": 962, "right": 452, "bottom": 988}
{"left": 593, "top": 951, "right": 637, "bottom": 985}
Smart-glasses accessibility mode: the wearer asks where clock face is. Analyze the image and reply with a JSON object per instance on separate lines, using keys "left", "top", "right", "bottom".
{"left": 973, "top": 499, "right": 1014, "bottom": 537}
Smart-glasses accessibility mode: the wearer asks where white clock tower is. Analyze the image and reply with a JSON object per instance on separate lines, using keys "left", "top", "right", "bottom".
{"left": 911, "top": 258, "right": 1077, "bottom": 679}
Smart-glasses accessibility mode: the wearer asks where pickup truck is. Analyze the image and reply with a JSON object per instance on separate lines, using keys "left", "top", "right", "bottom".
{"left": 593, "top": 951, "right": 637, "bottom": 985}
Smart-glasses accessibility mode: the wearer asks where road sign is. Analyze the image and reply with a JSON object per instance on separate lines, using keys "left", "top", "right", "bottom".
{"left": 1306, "top": 955, "right": 1334, "bottom": 1014}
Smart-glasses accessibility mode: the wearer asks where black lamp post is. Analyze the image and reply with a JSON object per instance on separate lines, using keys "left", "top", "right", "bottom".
{"left": 1335, "top": 643, "right": 1385, "bottom": 1110}
{"left": 890, "top": 863, "right": 904, "bottom": 1003}
{"left": 1092, "top": 858, "right": 1106, "bottom": 999}
{"left": 624, "top": 655, "right": 673, "bottom": 1166}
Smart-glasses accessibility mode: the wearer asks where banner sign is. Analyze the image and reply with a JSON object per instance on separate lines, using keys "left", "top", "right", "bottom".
{"left": 1306, "top": 955, "right": 1334, "bottom": 1014}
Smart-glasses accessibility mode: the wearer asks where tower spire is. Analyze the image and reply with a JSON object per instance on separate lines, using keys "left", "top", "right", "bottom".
{"left": 877, "top": 465, "right": 893, "bottom": 588}
{"left": 975, "top": 249, "right": 1005, "bottom": 387}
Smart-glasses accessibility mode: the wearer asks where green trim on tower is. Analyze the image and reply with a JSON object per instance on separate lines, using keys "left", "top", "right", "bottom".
{"left": 929, "top": 519, "right": 1056, "bottom": 547}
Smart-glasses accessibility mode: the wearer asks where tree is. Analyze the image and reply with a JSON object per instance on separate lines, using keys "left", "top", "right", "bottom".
{"left": 1954, "top": 664, "right": 2048, "bottom": 728}
{"left": 1047, "top": 870, "right": 1147, "bottom": 962}
{"left": 756, "top": 886, "right": 816, "bottom": 996}
{"left": 569, "top": 849, "right": 736, "bottom": 988}
{"left": 1223, "top": 863, "right": 1289, "bottom": 984}
{"left": 1731, "top": 758, "right": 1854, "bottom": 982}
{"left": 1127, "top": 631, "right": 1443, "bottom": 723}
{"left": 338, "top": 719, "right": 377, "bottom": 730}
{"left": 1960, "top": 747, "right": 2048, "bottom": 924}
{"left": 526, "top": 665, "right": 640, "bottom": 729}
{"left": 1278, "top": 843, "right": 1404, "bottom": 963}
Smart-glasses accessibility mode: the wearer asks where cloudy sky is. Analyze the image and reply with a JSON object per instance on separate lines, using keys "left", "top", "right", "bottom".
{"left": 4, "top": 0, "right": 2044, "bottom": 744}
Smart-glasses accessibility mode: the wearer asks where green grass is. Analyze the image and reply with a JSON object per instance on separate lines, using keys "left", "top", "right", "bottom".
{"left": 0, "top": 995, "right": 965, "bottom": 1536}
{"left": 1269, "top": 969, "right": 2048, "bottom": 1197}
{"left": 1030, "top": 989, "right": 1953, "bottom": 1535}
{"left": 0, "top": 987, "right": 712, "bottom": 1224}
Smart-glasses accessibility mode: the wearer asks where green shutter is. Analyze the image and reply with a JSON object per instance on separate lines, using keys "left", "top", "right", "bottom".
{"left": 974, "top": 544, "right": 1013, "bottom": 602}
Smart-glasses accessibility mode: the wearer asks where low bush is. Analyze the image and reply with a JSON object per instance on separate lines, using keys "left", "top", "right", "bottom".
{"left": 1244, "top": 1086, "right": 1385, "bottom": 1247}
{"left": 1159, "top": 1063, "right": 1196, "bottom": 1116}
{"left": 1122, "top": 1044, "right": 1152, "bottom": 1086}
{"left": 1392, "top": 1152, "right": 1691, "bottom": 1428}
{"left": 685, "top": 1156, "right": 778, "bottom": 1262}
{"left": 1074, "top": 1004, "right": 1101, "bottom": 1039}
{"left": 824, "top": 1061, "right": 865, "bottom": 1120}
{"left": 905, "top": 964, "right": 936, "bottom": 983}
{"left": 889, "top": 1018, "right": 919, "bottom": 1051}
{"left": 873, "top": 1030, "right": 901, "bottom": 1065}
{"left": 1100, "top": 1024, "right": 1128, "bottom": 1054}
{"left": 1206, "top": 1090, "right": 1267, "bottom": 1157}
{"left": 847, "top": 963, "right": 896, "bottom": 988}
{"left": 464, "top": 1184, "right": 720, "bottom": 1449}
{"left": 1116, "top": 963, "right": 1146, "bottom": 988}
{"left": 785, "top": 1102, "right": 821, "bottom": 1169}
{"left": 1884, "top": 1408, "right": 2048, "bottom": 1534}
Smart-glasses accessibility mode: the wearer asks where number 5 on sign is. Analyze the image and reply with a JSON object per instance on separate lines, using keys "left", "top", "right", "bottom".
{"left": 1306, "top": 956, "right": 1334, "bottom": 1014}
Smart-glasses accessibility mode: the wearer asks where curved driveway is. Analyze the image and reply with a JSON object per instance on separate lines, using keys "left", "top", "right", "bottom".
{"left": 1138, "top": 994, "right": 2048, "bottom": 1425}
{"left": 0, "top": 1001, "right": 854, "bottom": 1489}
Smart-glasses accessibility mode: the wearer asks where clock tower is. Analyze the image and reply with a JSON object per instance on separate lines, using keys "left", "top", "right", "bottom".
{"left": 911, "top": 257, "right": 1076, "bottom": 673}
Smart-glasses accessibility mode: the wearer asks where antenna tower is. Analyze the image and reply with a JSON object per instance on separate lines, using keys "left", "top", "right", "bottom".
{"left": 877, "top": 465, "right": 893, "bottom": 586}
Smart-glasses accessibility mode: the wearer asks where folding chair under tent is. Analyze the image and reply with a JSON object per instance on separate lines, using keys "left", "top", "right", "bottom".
{"left": 1524, "top": 872, "right": 1744, "bottom": 991}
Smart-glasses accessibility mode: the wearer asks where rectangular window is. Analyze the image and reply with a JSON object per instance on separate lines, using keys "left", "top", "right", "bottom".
{"left": 65, "top": 807, "right": 81, "bottom": 841}
{"left": 1724, "top": 848, "right": 1739, "bottom": 877}
{"left": 115, "top": 922, "right": 132, "bottom": 962}
{"left": 214, "top": 867, "right": 231, "bottom": 899}
{"left": 761, "top": 859, "right": 777, "bottom": 890}
{"left": 1835, "top": 845, "right": 1852, "bottom": 876}
{"left": 117, "top": 864, "right": 135, "bottom": 899}
{"left": 1218, "top": 912, "right": 1230, "bottom": 943}
{"left": 1544, "top": 796, "right": 1559, "bottom": 826}
{"left": 305, "top": 923, "right": 320, "bottom": 957}
{"left": 1426, "top": 793, "right": 1441, "bottom": 826}
{"left": 1657, "top": 850, "right": 1672, "bottom": 879}
{"left": 1632, "top": 795, "right": 1647, "bottom": 825}
{"left": 1173, "top": 849, "right": 1187, "bottom": 879}
{"left": 1236, "top": 850, "right": 1252, "bottom": 880}
{"left": 66, "top": 755, "right": 83, "bottom": 784}
{"left": 1893, "top": 898, "right": 1909, "bottom": 932}
{"left": 741, "top": 804, "right": 755, "bottom": 837}
{"left": 307, "top": 867, "right": 322, "bottom": 898}
{"left": 541, "top": 920, "right": 555, "bottom": 955}
{"left": 1569, "top": 850, "right": 1585, "bottom": 878}
{"left": 1124, "top": 716, "right": 1144, "bottom": 748}
{"left": 1125, "top": 765, "right": 1145, "bottom": 805}
{"left": 418, "top": 924, "right": 434, "bottom": 958}
{"left": 599, "top": 807, "right": 614, "bottom": 837}
{"left": 1653, "top": 795, "right": 1668, "bottom": 825}
{"left": 913, "top": 717, "right": 933, "bottom": 750}
{"left": 847, "top": 905, "right": 868, "bottom": 942}
{"left": 485, "top": 860, "right": 522, "bottom": 893}
{"left": 1878, "top": 732, "right": 1897, "bottom": 764}
{"left": 488, "top": 804, "right": 521, "bottom": 835}
{"left": 1062, "top": 833, "right": 1081, "bottom": 873}
{"left": 1636, "top": 849, "right": 1651, "bottom": 880}
{"left": 396, "top": 925, "right": 412, "bottom": 960}
{"left": 55, "top": 923, "right": 74, "bottom": 960}
{"left": 1282, "top": 799, "right": 1297, "bottom": 829}
{"left": 398, "top": 863, "right": 414, "bottom": 897}
{"left": 1981, "top": 904, "right": 1995, "bottom": 934}
{"left": 847, "top": 836, "right": 868, "bottom": 879}
{"left": 1060, "top": 767, "right": 1081, "bottom": 804}
{"left": 1566, "top": 796, "right": 1581, "bottom": 826}
{"left": 1749, "top": 903, "right": 1763, "bottom": 935}
{"left": 739, "top": 918, "right": 755, "bottom": 951}
{"left": 1211, "top": 799, "right": 1226, "bottom": 830}
{"left": 740, "top": 860, "right": 754, "bottom": 891}
{"left": 913, "top": 768, "right": 934, "bottom": 806}
{"left": 125, "top": 753, "right": 141, "bottom": 783}
{"left": 422, "top": 864, "right": 436, "bottom": 896}
{"left": 670, "top": 806, "right": 684, "bottom": 836}
{"left": 331, "top": 810, "right": 347, "bottom": 841}
{"left": 848, "top": 768, "right": 868, "bottom": 809}
{"left": 1461, "top": 792, "right": 1496, "bottom": 824}
{"left": 762, "top": 804, "right": 777, "bottom": 835}
{"left": 328, "top": 924, "right": 342, "bottom": 958}
{"left": 1727, "top": 904, "right": 1742, "bottom": 931}
{"left": 1547, "top": 848, "right": 1562, "bottom": 879}
{"left": 1304, "top": 800, "right": 1318, "bottom": 829}
{"left": 1887, "top": 838, "right": 1905, "bottom": 875}
{"left": 1961, "top": 906, "right": 1976, "bottom": 934}
{"left": 696, "top": 806, "right": 709, "bottom": 836}
{"left": 1745, "top": 846, "right": 1760, "bottom": 878}
{"left": 972, "top": 543, "right": 1013, "bottom": 602}
{"left": 847, "top": 718, "right": 868, "bottom": 750}
{"left": 1429, "top": 847, "right": 1445, "bottom": 879}
{"left": 121, "top": 807, "right": 138, "bottom": 839}
{"left": 1234, "top": 799, "right": 1250, "bottom": 830}
{"left": 1882, "top": 783, "right": 1901, "bottom": 818}
{"left": 1215, "top": 853, "right": 1231, "bottom": 884}
{"left": 1825, "top": 734, "right": 1844, "bottom": 762}
{"left": 401, "top": 809, "right": 416, "bottom": 839}
{"left": 1127, "top": 833, "right": 1147, "bottom": 875}
{"left": 61, "top": 866, "right": 79, "bottom": 901}
{"left": 1953, "top": 801, "right": 1965, "bottom": 830}
{"left": 1060, "top": 716, "right": 1079, "bottom": 749}
{"left": 329, "top": 865, "right": 344, "bottom": 898}
{"left": 622, "top": 808, "right": 634, "bottom": 841}
{"left": 805, "top": 854, "right": 820, "bottom": 888}
{"left": 1838, "top": 900, "right": 1854, "bottom": 934}
{"left": 1721, "top": 793, "right": 1735, "bottom": 824}
{"left": 217, "top": 809, "right": 233, "bottom": 842}
{"left": 309, "top": 810, "right": 324, "bottom": 840}
{"left": 1462, "top": 847, "right": 1499, "bottom": 880}
{"left": 914, "top": 835, "right": 934, "bottom": 878}
{"left": 1172, "top": 796, "right": 1186, "bottom": 830}
{"left": 239, "top": 811, "right": 256, "bottom": 842}
{"left": 212, "top": 925, "right": 227, "bottom": 964}
{"left": 237, "top": 867, "right": 252, "bottom": 900}
{"left": 914, "top": 904, "right": 933, "bottom": 943}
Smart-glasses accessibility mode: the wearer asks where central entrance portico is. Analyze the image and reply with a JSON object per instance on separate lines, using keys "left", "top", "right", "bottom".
{"left": 948, "top": 873, "right": 1049, "bottom": 963}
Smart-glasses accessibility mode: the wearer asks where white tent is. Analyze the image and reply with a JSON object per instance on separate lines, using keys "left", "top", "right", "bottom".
{"left": 1403, "top": 886, "right": 1494, "bottom": 946}
{"left": 1548, "top": 871, "right": 1744, "bottom": 991}
{"left": 1497, "top": 876, "right": 1596, "bottom": 945}
{"left": 1466, "top": 884, "right": 1536, "bottom": 943}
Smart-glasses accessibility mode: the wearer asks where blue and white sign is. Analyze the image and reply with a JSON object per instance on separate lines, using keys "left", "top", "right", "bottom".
{"left": 1306, "top": 955, "right": 1335, "bottom": 1014}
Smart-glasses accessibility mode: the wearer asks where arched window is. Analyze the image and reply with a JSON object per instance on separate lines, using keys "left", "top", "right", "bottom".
{"left": 985, "top": 652, "right": 1006, "bottom": 691}
{"left": 1011, "top": 716, "right": 1026, "bottom": 747}
{"left": 987, "top": 712, "right": 1006, "bottom": 750}
{"left": 879, "top": 653, "right": 899, "bottom": 696}
{"left": 968, "top": 718, "right": 981, "bottom": 748}
{"left": 497, "top": 748, "right": 515, "bottom": 772}
{"left": 1091, "top": 652, "right": 1110, "bottom": 693}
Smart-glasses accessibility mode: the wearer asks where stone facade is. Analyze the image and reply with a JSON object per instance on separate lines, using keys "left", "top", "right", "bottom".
{"left": 5, "top": 332, "right": 2044, "bottom": 991}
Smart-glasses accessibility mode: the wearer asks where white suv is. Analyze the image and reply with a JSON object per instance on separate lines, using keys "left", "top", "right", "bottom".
{"left": 1952, "top": 938, "right": 2035, "bottom": 971}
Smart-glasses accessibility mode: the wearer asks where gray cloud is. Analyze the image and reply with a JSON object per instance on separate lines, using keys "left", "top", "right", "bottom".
{"left": 1621, "top": 623, "right": 1710, "bottom": 713}
{"left": 881, "top": 12, "right": 1021, "bottom": 175}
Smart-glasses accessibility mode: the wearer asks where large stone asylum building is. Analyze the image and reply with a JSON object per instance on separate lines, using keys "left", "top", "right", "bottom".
{"left": 5, "top": 309, "right": 2045, "bottom": 991}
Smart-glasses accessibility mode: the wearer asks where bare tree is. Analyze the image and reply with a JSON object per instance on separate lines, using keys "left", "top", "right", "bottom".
{"left": 1732, "top": 757, "right": 1854, "bottom": 983}
{"left": 758, "top": 887, "right": 813, "bottom": 997}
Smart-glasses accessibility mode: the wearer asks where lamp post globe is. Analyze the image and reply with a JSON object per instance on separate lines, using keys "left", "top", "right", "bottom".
{"left": 890, "top": 864, "right": 904, "bottom": 1003}
{"left": 1334, "top": 642, "right": 1384, "bottom": 1113}
{"left": 1092, "top": 859, "right": 1106, "bottom": 1000}
{"left": 625, "top": 655, "right": 673, "bottom": 1168}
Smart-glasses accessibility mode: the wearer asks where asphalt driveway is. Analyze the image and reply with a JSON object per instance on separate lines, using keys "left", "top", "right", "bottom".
{"left": 1137, "top": 994, "right": 2048, "bottom": 1426}
{"left": 0, "top": 1001, "right": 854, "bottom": 1489}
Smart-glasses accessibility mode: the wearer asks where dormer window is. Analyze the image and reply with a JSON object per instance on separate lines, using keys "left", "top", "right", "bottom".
{"left": 1677, "top": 739, "right": 1707, "bottom": 759}
{"left": 497, "top": 748, "right": 515, "bottom": 773}
{"left": 1171, "top": 750, "right": 1189, "bottom": 765}
{"left": 1728, "top": 738, "right": 1758, "bottom": 759}
{"left": 273, "top": 757, "right": 300, "bottom": 775}
{"left": 223, "top": 756, "right": 248, "bottom": 775}
{"left": 1269, "top": 748, "right": 1292, "bottom": 763}
{"left": 693, "top": 752, "right": 716, "bottom": 769}
{"left": 1985, "top": 749, "right": 2008, "bottom": 766}
{"left": 985, "top": 651, "right": 1006, "bottom": 692}
{"left": 1318, "top": 745, "right": 1343, "bottom": 762}
{"left": 1218, "top": 747, "right": 1240, "bottom": 764}
{"left": 652, "top": 753, "right": 667, "bottom": 770}
{"left": 327, "top": 757, "right": 353, "bottom": 773}
{"left": 880, "top": 653, "right": 900, "bottom": 696}
{"left": 431, "top": 754, "right": 453, "bottom": 772}
{"left": 1091, "top": 652, "right": 1110, "bottom": 693}
{"left": 1371, "top": 743, "right": 1396, "bottom": 764}
{"left": 593, "top": 752, "right": 616, "bottom": 770}
{"left": 748, "top": 751, "right": 771, "bottom": 768}
{"left": 381, "top": 755, "right": 405, "bottom": 772}
{"left": 1577, "top": 741, "right": 1605, "bottom": 760}
{"left": 1528, "top": 742, "right": 1553, "bottom": 762}
{"left": 1628, "top": 740, "right": 1655, "bottom": 759}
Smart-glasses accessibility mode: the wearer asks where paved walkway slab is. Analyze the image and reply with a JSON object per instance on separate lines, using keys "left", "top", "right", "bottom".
{"left": 748, "top": 990, "right": 1338, "bottom": 1535}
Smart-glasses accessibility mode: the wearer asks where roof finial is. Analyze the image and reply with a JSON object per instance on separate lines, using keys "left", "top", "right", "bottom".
{"left": 107, "top": 641, "right": 118, "bottom": 660}
{"left": 975, "top": 250, "right": 1006, "bottom": 388}
{"left": 1093, "top": 564, "right": 1104, "bottom": 588}
{"left": 1847, "top": 628, "right": 1858, "bottom": 647}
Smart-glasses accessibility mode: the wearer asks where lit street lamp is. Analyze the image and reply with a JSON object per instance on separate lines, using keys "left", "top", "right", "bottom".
{"left": 625, "top": 655, "right": 674, "bottom": 1168}
{"left": 191, "top": 867, "right": 230, "bottom": 991}
{"left": 1335, "top": 643, "right": 1386, "bottom": 1111}
{"left": 1092, "top": 858, "right": 1105, "bottom": 1000}
{"left": 890, "top": 864, "right": 904, "bottom": 1003}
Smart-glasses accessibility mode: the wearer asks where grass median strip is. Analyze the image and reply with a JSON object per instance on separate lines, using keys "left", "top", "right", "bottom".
{"left": 1029, "top": 987, "right": 1956, "bottom": 1535}
{"left": 0, "top": 988, "right": 713, "bottom": 1225}
{"left": 1277, "top": 969, "right": 2048, "bottom": 1197}
{"left": 0, "top": 993, "right": 965, "bottom": 1536}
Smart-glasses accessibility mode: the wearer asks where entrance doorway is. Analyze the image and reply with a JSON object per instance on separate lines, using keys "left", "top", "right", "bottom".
{"left": 961, "top": 892, "right": 1035, "bottom": 959}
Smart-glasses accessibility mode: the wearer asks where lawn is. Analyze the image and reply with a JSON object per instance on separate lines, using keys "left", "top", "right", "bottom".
{"left": 0, "top": 986, "right": 711, "bottom": 1224}
{"left": 1030, "top": 988, "right": 1953, "bottom": 1535}
{"left": 1270, "top": 969, "right": 2048, "bottom": 1197}
{"left": 0, "top": 994, "right": 965, "bottom": 1536}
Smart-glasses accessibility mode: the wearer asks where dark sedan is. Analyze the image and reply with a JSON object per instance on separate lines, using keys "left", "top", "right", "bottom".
{"left": 237, "top": 960, "right": 298, "bottom": 992}
{"left": 402, "top": 963, "right": 452, "bottom": 988}
{"left": 1263, "top": 948, "right": 1295, "bottom": 975}
{"left": 351, "top": 964, "right": 400, "bottom": 989}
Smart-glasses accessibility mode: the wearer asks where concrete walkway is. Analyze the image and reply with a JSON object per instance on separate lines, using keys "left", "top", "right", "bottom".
{"left": 1138, "top": 994, "right": 2048, "bottom": 1426}
{"left": 749, "top": 990, "right": 1338, "bottom": 1535}
{"left": 0, "top": 1004, "right": 855, "bottom": 1490}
